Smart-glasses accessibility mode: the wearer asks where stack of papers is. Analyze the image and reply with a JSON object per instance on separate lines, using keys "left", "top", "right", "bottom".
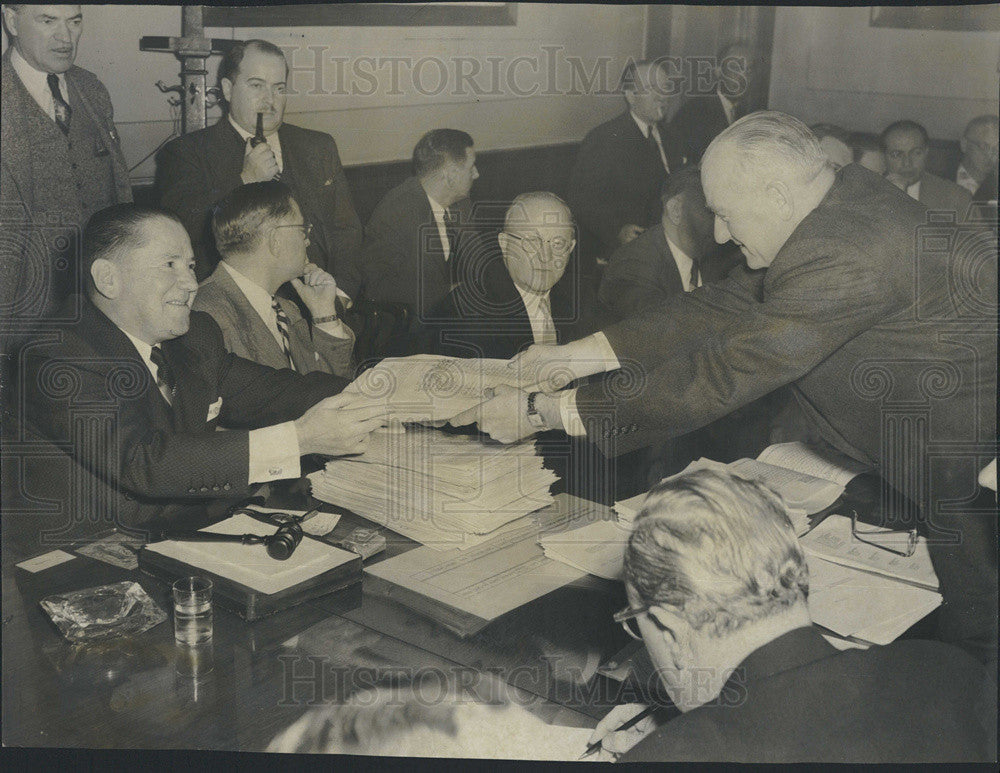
{"left": 309, "top": 427, "right": 557, "bottom": 550}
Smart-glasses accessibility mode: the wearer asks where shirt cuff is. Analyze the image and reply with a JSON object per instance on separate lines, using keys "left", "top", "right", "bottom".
{"left": 248, "top": 422, "right": 301, "bottom": 484}
{"left": 558, "top": 388, "right": 587, "bottom": 437}
{"left": 590, "top": 332, "right": 621, "bottom": 371}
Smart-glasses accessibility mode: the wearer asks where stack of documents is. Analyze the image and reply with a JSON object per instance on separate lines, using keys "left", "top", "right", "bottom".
{"left": 538, "top": 519, "right": 632, "bottom": 581}
{"left": 309, "top": 427, "right": 558, "bottom": 550}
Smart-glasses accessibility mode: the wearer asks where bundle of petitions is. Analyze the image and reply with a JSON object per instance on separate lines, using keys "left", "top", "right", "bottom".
{"left": 309, "top": 426, "right": 558, "bottom": 550}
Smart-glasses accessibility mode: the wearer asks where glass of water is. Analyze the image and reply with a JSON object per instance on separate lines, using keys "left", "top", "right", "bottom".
{"left": 172, "top": 576, "right": 213, "bottom": 645}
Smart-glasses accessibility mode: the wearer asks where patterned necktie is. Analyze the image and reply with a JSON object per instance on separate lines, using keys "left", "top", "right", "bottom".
{"left": 535, "top": 293, "right": 558, "bottom": 346}
{"left": 149, "top": 346, "right": 175, "bottom": 406}
{"left": 272, "top": 298, "right": 295, "bottom": 370}
{"left": 47, "top": 73, "right": 72, "bottom": 135}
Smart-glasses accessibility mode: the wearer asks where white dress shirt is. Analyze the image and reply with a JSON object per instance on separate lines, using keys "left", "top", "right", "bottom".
{"left": 120, "top": 325, "right": 301, "bottom": 485}
{"left": 229, "top": 115, "right": 284, "bottom": 172}
{"left": 955, "top": 164, "right": 980, "bottom": 195}
{"left": 10, "top": 46, "right": 67, "bottom": 122}
{"left": 426, "top": 194, "right": 454, "bottom": 261}
{"left": 718, "top": 89, "right": 738, "bottom": 125}
{"left": 905, "top": 180, "right": 921, "bottom": 201}
{"left": 665, "top": 234, "right": 702, "bottom": 292}
{"left": 515, "top": 284, "right": 558, "bottom": 346}
{"left": 630, "top": 111, "right": 671, "bottom": 174}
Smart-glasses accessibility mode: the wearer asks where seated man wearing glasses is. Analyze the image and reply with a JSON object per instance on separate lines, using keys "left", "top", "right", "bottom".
{"left": 192, "top": 182, "right": 355, "bottom": 378}
{"left": 414, "top": 191, "right": 603, "bottom": 359}
{"left": 591, "top": 469, "right": 994, "bottom": 763}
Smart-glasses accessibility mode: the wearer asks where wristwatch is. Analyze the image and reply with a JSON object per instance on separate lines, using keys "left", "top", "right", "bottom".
{"left": 312, "top": 314, "right": 339, "bottom": 324}
{"left": 526, "top": 391, "right": 547, "bottom": 431}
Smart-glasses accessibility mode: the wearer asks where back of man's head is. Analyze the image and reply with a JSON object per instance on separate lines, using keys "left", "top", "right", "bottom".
{"left": 83, "top": 203, "right": 182, "bottom": 295}
{"left": 705, "top": 111, "right": 829, "bottom": 191}
{"left": 266, "top": 676, "right": 556, "bottom": 758}
{"left": 413, "top": 129, "right": 474, "bottom": 179}
{"left": 211, "top": 181, "right": 296, "bottom": 258}
{"left": 625, "top": 468, "right": 809, "bottom": 638}
{"left": 660, "top": 167, "right": 704, "bottom": 211}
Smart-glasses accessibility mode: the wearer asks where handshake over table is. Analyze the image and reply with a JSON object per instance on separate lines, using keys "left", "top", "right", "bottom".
{"left": 332, "top": 341, "right": 612, "bottom": 445}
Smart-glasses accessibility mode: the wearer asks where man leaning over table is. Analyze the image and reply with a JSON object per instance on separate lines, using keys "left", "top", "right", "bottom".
{"left": 11, "top": 204, "right": 387, "bottom": 557}
{"left": 452, "top": 112, "right": 998, "bottom": 665}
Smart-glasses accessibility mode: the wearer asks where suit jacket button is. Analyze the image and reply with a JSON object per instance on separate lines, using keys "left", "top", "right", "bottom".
{"left": 212, "top": 485, "right": 220, "bottom": 491}
{"left": 199, "top": 485, "right": 209, "bottom": 492}
{"left": 223, "top": 483, "right": 231, "bottom": 491}
{"left": 188, "top": 487, "right": 197, "bottom": 494}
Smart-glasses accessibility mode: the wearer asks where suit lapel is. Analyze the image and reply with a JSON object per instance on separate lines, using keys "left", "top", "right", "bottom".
{"left": 212, "top": 265, "right": 289, "bottom": 369}
{"left": 212, "top": 119, "right": 250, "bottom": 194}
{"left": 656, "top": 228, "right": 686, "bottom": 296}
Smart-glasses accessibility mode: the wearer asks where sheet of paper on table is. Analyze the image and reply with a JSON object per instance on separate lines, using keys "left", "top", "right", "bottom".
{"left": 363, "top": 495, "right": 597, "bottom": 623}
{"left": 538, "top": 519, "right": 632, "bottom": 581}
{"left": 800, "top": 513, "right": 938, "bottom": 590}
{"left": 143, "top": 513, "right": 357, "bottom": 595}
{"left": 807, "top": 555, "right": 941, "bottom": 645}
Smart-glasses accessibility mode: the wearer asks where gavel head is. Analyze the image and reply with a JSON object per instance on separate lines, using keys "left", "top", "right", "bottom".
{"left": 265, "top": 522, "right": 304, "bottom": 560}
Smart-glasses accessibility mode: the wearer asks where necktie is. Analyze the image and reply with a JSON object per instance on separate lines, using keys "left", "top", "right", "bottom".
{"left": 47, "top": 73, "right": 71, "bottom": 135}
{"left": 688, "top": 258, "right": 701, "bottom": 292}
{"left": 272, "top": 298, "right": 295, "bottom": 370}
{"left": 442, "top": 207, "right": 459, "bottom": 261}
{"left": 535, "top": 293, "right": 558, "bottom": 346}
{"left": 149, "top": 346, "right": 175, "bottom": 406}
{"left": 649, "top": 124, "right": 670, "bottom": 174}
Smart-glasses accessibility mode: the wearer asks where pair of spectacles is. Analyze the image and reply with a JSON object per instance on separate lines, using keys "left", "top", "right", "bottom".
{"left": 273, "top": 222, "right": 313, "bottom": 238}
{"left": 849, "top": 510, "right": 918, "bottom": 558}
{"left": 613, "top": 603, "right": 651, "bottom": 640}
{"left": 504, "top": 232, "right": 574, "bottom": 258}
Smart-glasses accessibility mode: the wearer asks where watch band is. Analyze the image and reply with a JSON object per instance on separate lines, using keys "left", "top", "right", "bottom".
{"left": 526, "top": 391, "right": 547, "bottom": 431}
{"left": 312, "top": 314, "right": 339, "bottom": 324}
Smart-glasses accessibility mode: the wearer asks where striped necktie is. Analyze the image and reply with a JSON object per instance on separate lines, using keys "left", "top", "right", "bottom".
{"left": 271, "top": 298, "right": 295, "bottom": 370}
{"left": 688, "top": 257, "right": 701, "bottom": 292}
{"left": 47, "top": 73, "right": 72, "bottom": 135}
{"left": 149, "top": 346, "right": 175, "bottom": 406}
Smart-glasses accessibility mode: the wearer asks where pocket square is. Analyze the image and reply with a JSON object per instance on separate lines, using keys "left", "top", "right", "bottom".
{"left": 207, "top": 397, "right": 223, "bottom": 421}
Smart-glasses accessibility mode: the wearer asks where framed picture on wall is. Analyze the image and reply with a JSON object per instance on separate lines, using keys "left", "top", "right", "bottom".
{"left": 204, "top": 3, "right": 518, "bottom": 28}
{"left": 870, "top": 6, "right": 1000, "bottom": 32}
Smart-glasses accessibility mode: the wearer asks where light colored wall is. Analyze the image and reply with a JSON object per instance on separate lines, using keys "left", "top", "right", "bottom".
{"left": 5, "top": 4, "right": 648, "bottom": 184}
{"left": 768, "top": 6, "right": 999, "bottom": 139}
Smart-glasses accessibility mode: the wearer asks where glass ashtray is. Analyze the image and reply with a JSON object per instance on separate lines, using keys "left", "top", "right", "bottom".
{"left": 40, "top": 581, "right": 167, "bottom": 643}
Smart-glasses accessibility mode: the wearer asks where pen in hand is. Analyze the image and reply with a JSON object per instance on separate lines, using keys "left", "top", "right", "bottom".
{"left": 579, "top": 704, "right": 658, "bottom": 759}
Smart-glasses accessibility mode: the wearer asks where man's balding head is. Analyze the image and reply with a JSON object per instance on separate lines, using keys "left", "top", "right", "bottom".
{"left": 499, "top": 192, "right": 576, "bottom": 294}
{"left": 621, "top": 59, "right": 675, "bottom": 125}
{"left": 701, "top": 112, "right": 833, "bottom": 268}
{"left": 960, "top": 115, "right": 999, "bottom": 182}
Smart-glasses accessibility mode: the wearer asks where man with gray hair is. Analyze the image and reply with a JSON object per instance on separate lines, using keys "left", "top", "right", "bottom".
{"left": 954, "top": 114, "right": 998, "bottom": 196}
{"left": 458, "top": 111, "right": 997, "bottom": 665}
{"left": 589, "top": 469, "right": 994, "bottom": 762}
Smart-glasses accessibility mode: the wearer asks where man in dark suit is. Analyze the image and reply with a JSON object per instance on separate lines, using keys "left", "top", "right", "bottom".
{"left": 590, "top": 469, "right": 994, "bottom": 763}
{"left": 599, "top": 168, "right": 740, "bottom": 322}
{"left": 881, "top": 120, "right": 973, "bottom": 219}
{"left": 461, "top": 113, "right": 997, "bottom": 663}
{"left": 356, "top": 129, "right": 478, "bottom": 319}
{"left": 566, "top": 60, "right": 686, "bottom": 270}
{"left": 192, "top": 182, "right": 354, "bottom": 378}
{"left": 417, "top": 192, "right": 601, "bottom": 359}
{"left": 156, "top": 39, "right": 362, "bottom": 285}
{"left": 1, "top": 4, "right": 132, "bottom": 338}
{"left": 10, "top": 204, "right": 386, "bottom": 557}
{"left": 670, "top": 40, "right": 758, "bottom": 165}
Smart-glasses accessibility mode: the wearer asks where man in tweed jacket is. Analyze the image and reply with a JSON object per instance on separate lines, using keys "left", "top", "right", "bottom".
{"left": 1, "top": 4, "right": 132, "bottom": 341}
